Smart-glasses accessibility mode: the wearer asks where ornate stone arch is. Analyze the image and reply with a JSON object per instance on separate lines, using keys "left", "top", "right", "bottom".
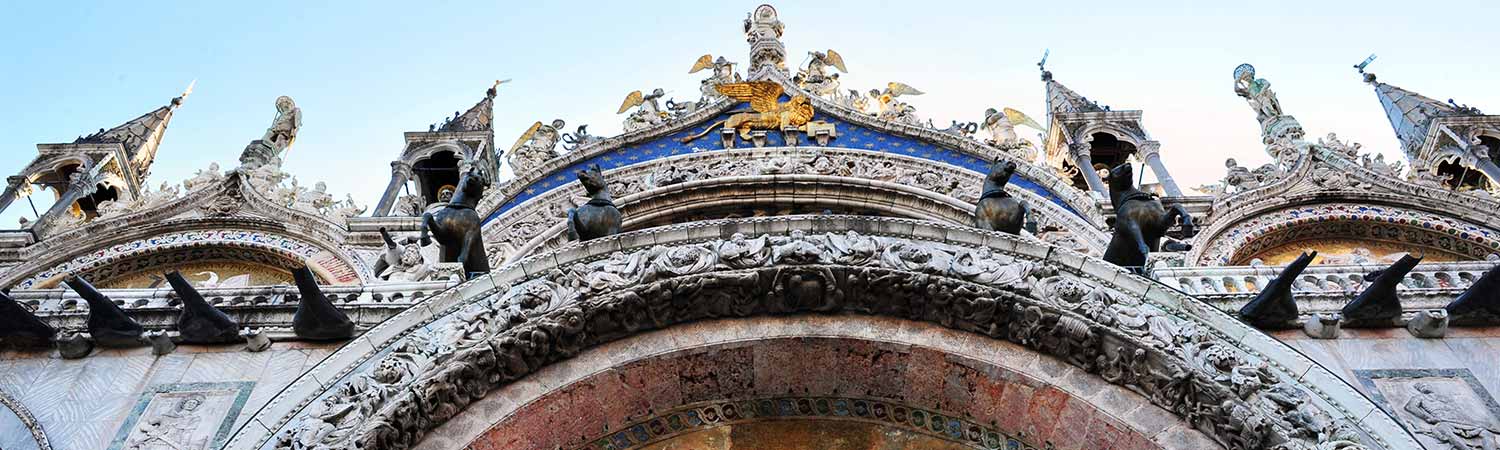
{"left": 5, "top": 224, "right": 364, "bottom": 289}
{"left": 1191, "top": 145, "right": 1500, "bottom": 265}
{"left": 481, "top": 147, "right": 1106, "bottom": 266}
{"left": 225, "top": 216, "right": 1418, "bottom": 450}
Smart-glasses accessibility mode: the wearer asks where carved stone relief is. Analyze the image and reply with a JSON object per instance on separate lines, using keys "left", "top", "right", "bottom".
{"left": 108, "top": 382, "right": 254, "bottom": 450}
{"left": 261, "top": 225, "right": 1394, "bottom": 450}
{"left": 1356, "top": 369, "right": 1500, "bottom": 450}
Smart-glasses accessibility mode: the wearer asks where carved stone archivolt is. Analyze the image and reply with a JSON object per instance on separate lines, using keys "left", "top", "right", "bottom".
{"left": 481, "top": 147, "right": 1105, "bottom": 266}
{"left": 1192, "top": 139, "right": 1500, "bottom": 266}
{"left": 228, "top": 216, "right": 1418, "bottom": 450}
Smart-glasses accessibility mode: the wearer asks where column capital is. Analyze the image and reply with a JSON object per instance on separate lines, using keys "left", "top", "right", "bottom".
{"left": 1068, "top": 142, "right": 1092, "bottom": 160}
{"left": 1138, "top": 140, "right": 1163, "bottom": 159}
{"left": 390, "top": 160, "right": 415, "bottom": 179}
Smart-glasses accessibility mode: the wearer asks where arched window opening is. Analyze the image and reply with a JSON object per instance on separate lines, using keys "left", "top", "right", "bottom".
{"left": 74, "top": 183, "right": 119, "bottom": 219}
{"left": 1480, "top": 135, "right": 1500, "bottom": 162}
{"left": 413, "top": 151, "right": 461, "bottom": 206}
{"left": 1088, "top": 132, "right": 1137, "bottom": 174}
{"left": 1435, "top": 157, "right": 1488, "bottom": 191}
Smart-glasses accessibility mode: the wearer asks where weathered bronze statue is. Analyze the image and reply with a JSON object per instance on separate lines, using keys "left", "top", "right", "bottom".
{"left": 1343, "top": 254, "right": 1421, "bottom": 326}
{"left": 0, "top": 291, "right": 54, "bottom": 346}
{"left": 1103, "top": 163, "right": 1195, "bottom": 273}
{"left": 421, "top": 167, "right": 490, "bottom": 276}
{"left": 973, "top": 158, "right": 1027, "bottom": 235}
{"left": 165, "top": 271, "right": 241, "bottom": 344}
{"left": 568, "top": 164, "right": 623, "bottom": 241}
{"left": 1448, "top": 263, "right": 1500, "bottom": 324}
{"left": 291, "top": 266, "right": 355, "bottom": 340}
{"left": 64, "top": 276, "right": 144, "bottom": 347}
{"left": 1239, "top": 250, "right": 1315, "bottom": 328}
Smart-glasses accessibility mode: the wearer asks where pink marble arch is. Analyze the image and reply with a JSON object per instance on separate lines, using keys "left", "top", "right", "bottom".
{"left": 436, "top": 316, "right": 1218, "bottom": 450}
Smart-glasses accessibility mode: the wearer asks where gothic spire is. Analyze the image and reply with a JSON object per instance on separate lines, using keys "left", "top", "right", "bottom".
{"left": 438, "top": 80, "right": 506, "bottom": 132}
{"left": 1364, "top": 72, "right": 1480, "bottom": 159}
{"left": 1042, "top": 71, "right": 1107, "bottom": 115}
{"left": 72, "top": 82, "right": 193, "bottom": 186}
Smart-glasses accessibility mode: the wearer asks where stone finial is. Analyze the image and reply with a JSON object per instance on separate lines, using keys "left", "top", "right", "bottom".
{"left": 1341, "top": 254, "right": 1421, "bottom": 326}
{"left": 64, "top": 276, "right": 144, "bottom": 347}
{"left": 165, "top": 271, "right": 242, "bottom": 344}
{"left": 291, "top": 266, "right": 355, "bottom": 340}
{"left": 0, "top": 291, "right": 54, "bottom": 346}
{"left": 1303, "top": 313, "right": 1342, "bottom": 339}
{"left": 1406, "top": 309, "right": 1448, "bottom": 338}
{"left": 1447, "top": 264, "right": 1500, "bottom": 324}
{"left": 1238, "top": 251, "right": 1315, "bottom": 328}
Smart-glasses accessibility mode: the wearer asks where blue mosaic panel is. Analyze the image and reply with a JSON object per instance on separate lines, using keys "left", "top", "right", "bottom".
{"left": 486, "top": 110, "right": 1080, "bottom": 225}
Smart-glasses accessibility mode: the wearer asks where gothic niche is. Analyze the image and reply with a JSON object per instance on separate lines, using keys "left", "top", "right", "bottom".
{"left": 73, "top": 181, "right": 120, "bottom": 219}
{"left": 413, "top": 150, "right": 462, "bottom": 207}
{"left": 1067, "top": 132, "right": 1137, "bottom": 191}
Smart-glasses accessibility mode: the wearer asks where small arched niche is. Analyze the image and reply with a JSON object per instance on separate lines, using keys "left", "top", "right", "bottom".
{"left": 414, "top": 150, "right": 462, "bottom": 206}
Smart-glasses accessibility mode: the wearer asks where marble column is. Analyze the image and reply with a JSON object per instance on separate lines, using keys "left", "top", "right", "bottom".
{"left": 373, "top": 161, "right": 414, "bottom": 217}
{"left": 0, "top": 176, "right": 26, "bottom": 219}
{"left": 1139, "top": 141, "right": 1183, "bottom": 196}
{"left": 1471, "top": 153, "right": 1500, "bottom": 187}
{"left": 1070, "top": 142, "right": 1108, "bottom": 195}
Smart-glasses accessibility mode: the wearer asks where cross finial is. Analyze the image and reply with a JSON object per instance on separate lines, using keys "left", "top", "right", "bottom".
{"left": 1354, "top": 54, "right": 1378, "bottom": 83}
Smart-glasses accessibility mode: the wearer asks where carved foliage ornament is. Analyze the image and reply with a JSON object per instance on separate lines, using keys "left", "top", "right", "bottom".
{"left": 272, "top": 230, "right": 1376, "bottom": 450}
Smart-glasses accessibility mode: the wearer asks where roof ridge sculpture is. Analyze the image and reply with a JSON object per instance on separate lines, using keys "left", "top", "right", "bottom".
{"left": 437, "top": 80, "right": 505, "bottom": 133}
{"left": 1041, "top": 71, "right": 1108, "bottom": 115}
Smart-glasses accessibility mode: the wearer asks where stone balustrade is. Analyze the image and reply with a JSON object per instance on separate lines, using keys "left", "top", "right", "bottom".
{"left": 1152, "top": 260, "right": 1495, "bottom": 316}
{"left": 6, "top": 278, "right": 461, "bottom": 337}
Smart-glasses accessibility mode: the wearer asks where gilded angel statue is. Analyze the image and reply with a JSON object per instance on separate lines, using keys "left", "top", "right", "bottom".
{"left": 617, "top": 88, "right": 667, "bottom": 132}
{"left": 690, "top": 54, "right": 741, "bottom": 100}
{"left": 869, "top": 82, "right": 924, "bottom": 123}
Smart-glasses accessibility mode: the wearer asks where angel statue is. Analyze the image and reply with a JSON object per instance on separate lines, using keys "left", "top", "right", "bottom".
{"left": 618, "top": 89, "right": 667, "bottom": 133}
{"left": 507, "top": 119, "right": 565, "bottom": 172}
{"left": 982, "top": 107, "right": 1046, "bottom": 160}
{"left": 677, "top": 81, "right": 814, "bottom": 145}
{"left": 690, "top": 54, "right": 742, "bottom": 101}
{"left": 870, "top": 82, "right": 924, "bottom": 124}
{"left": 1233, "top": 64, "right": 1283, "bottom": 123}
{"left": 796, "top": 49, "right": 846, "bottom": 98}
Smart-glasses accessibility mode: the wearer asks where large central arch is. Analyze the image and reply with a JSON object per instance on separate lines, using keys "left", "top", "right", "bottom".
{"left": 224, "top": 216, "right": 1419, "bottom": 450}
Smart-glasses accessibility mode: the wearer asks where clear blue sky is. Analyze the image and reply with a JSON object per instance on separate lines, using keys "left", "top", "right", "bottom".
{"left": 2, "top": 0, "right": 1496, "bottom": 225}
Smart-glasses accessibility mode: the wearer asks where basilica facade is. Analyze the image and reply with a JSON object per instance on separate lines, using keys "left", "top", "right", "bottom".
{"left": 2, "top": 5, "right": 1499, "bottom": 450}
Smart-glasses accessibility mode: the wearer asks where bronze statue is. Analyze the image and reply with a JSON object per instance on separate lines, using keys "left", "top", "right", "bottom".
{"left": 1103, "top": 163, "right": 1195, "bottom": 273}
{"left": 1448, "top": 263, "right": 1500, "bottom": 324}
{"left": 420, "top": 167, "right": 490, "bottom": 276}
{"left": 64, "top": 276, "right": 144, "bottom": 347}
{"left": 0, "top": 291, "right": 54, "bottom": 346}
{"left": 1238, "top": 250, "right": 1316, "bottom": 328}
{"left": 165, "top": 271, "right": 241, "bottom": 344}
{"left": 568, "top": 164, "right": 623, "bottom": 241}
{"left": 1343, "top": 254, "right": 1421, "bottom": 326}
{"left": 973, "top": 158, "right": 1027, "bottom": 235}
{"left": 291, "top": 266, "right": 354, "bottom": 340}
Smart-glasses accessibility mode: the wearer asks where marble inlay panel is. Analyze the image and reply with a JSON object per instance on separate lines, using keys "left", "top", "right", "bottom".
{"left": 107, "top": 381, "right": 254, "bottom": 450}
{"left": 1355, "top": 369, "right": 1500, "bottom": 450}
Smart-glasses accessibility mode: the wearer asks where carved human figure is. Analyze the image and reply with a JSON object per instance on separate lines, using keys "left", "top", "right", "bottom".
{"left": 126, "top": 394, "right": 208, "bottom": 450}
{"left": 1403, "top": 382, "right": 1500, "bottom": 450}
{"left": 982, "top": 108, "right": 1019, "bottom": 145}
{"left": 184, "top": 163, "right": 223, "bottom": 190}
{"left": 1233, "top": 64, "right": 1283, "bottom": 123}
{"left": 378, "top": 228, "right": 435, "bottom": 282}
{"left": 618, "top": 89, "right": 666, "bottom": 132}
{"left": 1222, "top": 158, "right": 1260, "bottom": 192}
